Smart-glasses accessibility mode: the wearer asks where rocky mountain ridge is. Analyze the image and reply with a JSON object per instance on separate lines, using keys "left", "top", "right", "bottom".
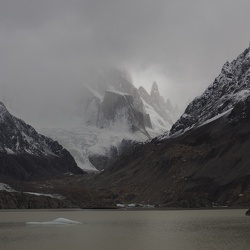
{"left": 171, "top": 46, "right": 250, "bottom": 134}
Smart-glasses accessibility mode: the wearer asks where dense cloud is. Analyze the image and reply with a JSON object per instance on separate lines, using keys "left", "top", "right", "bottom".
{"left": 0, "top": 0, "right": 250, "bottom": 127}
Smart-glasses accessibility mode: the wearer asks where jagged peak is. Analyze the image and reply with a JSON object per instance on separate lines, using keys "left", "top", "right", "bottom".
{"left": 150, "top": 81, "right": 160, "bottom": 96}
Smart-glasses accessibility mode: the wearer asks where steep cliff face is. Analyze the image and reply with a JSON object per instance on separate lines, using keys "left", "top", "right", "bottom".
{"left": 0, "top": 102, "right": 84, "bottom": 180}
{"left": 99, "top": 90, "right": 151, "bottom": 134}
{"left": 171, "top": 47, "right": 250, "bottom": 134}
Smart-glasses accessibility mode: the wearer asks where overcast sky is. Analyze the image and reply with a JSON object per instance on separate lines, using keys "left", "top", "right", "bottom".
{"left": 0, "top": 0, "right": 250, "bottom": 127}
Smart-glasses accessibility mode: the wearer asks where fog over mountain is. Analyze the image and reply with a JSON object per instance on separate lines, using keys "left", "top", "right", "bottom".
{"left": 0, "top": 1, "right": 250, "bottom": 128}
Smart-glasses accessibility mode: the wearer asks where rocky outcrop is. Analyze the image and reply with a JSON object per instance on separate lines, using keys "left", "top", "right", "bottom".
{"left": 0, "top": 191, "right": 77, "bottom": 209}
{"left": 99, "top": 90, "right": 152, "bottom": 133}
{"left": 228, "top": 95, "right": 250, "bottom": 123}
{"left": 171, "top": 47, "right": 250, "bottom": 134}
{"left": 0, "top": 102, "right": 84, "bottom": 180}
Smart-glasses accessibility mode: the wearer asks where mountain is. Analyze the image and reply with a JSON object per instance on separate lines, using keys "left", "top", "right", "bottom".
{"left": 171, "top": 46, "right": 250, "bottom": 134}
{"left": 83, "top": 69, "right": 152, "bottom": 135}
{"left": 41, "top": 69, "right": 178, "bottom": 172}
{"left": 92, "top": 46, "right": 250, "bottom": 208}
{"left": 0, "top": 102, "right": 84, "bottom": 180}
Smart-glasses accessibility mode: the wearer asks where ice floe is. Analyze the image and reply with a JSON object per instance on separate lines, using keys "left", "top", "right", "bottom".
{"left": 26, "top": 218, "right": 82, "bottom": 225}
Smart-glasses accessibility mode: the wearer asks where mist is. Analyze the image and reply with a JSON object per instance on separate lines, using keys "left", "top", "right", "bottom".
{"left": 1, "top": 0, "right": 250, "bottom": 128}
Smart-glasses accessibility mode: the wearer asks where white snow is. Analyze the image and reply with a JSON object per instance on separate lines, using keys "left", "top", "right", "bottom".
{"left": 233, "top": 89, "right": 250, "bottom": 102}
{"left": 41, "top": 143, "right": 57, "bottom": 157}
{"left": 199, "top": 108, "right": 233, "bottom": 127}
{"left": 0, "top": 183, "right": 63, "bottom": 199}
{"left": 26, "top": 218, "right": 82, "bottom": 225}
{"left": 139, "top": 99, "right": 170, "bottom": 137}
{"left": 24, "top": 192, "right": 63, "bottom": 199}
{"left": 40, "top": 126, "right": 147, "bottom": 172}
{"left": 106, "top": 89, "right": 130, "bottom": 97}
{"left": 116, "top": 204, "right": 126, "bottom": 208}
{"left": 87, "top": 86, "right": 103, "bottom": 101}
{"left": 0, "top": 183, "right": 15, "bottom": 192}
{"left": 5, "top": 148, "right": 15, "bottom": 154}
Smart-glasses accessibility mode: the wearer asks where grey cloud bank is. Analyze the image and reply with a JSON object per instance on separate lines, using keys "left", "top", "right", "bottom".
{"left": 0, "top": 0, "right": 250, "bottom": 127}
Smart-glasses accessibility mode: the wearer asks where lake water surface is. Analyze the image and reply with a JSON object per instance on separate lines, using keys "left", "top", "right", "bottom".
{"left": 0, "top": 209, "right": 249, "bottom": 250}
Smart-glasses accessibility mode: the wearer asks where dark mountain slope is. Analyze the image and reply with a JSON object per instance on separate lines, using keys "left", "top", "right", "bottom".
{"left": 0, "top": 102, "right": 84, "bottom": 180}
{"left": 95, "top": 97, "right": 250, "bottom": 207}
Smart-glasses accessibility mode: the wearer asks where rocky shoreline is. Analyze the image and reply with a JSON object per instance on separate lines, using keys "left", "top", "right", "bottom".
{"left": 0, "top": 191, "right": 78, "bottom": 209}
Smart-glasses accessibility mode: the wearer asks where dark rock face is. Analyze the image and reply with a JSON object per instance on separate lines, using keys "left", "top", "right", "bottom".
{"left": 228, "top": 95, "right": 250, "bottom": 123}
{"left": 89, "top": 146, "right": 118, "bottom": 171}
{"left": 88, "top": 139, "right": 138, "bottom": 171}
{"left": 99, "top": 90, "right": 152, "bottom": 134}
{"left": 0, "top": 102, "right": 84, "bottom": 180}
{"left": 171, "top": 47, "right": 250, "bottom": 134}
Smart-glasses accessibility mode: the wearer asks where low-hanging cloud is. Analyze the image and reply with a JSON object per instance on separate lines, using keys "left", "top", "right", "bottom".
{"left": 1, "top": 0, "right": 250, "bottom": 127}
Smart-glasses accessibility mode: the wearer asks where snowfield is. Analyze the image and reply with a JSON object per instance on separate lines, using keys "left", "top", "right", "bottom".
{"left": 40, "top": 126, "right": 148, "bottom": 172}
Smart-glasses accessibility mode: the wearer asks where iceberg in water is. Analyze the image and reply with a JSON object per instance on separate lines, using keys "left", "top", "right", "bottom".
{"left": 26, "top": 218, "right": 82, "bottom": 225}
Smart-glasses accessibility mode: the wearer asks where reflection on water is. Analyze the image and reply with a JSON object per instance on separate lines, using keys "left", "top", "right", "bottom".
{"left": 0, "top": 209, "right": 249, "bottom": 250}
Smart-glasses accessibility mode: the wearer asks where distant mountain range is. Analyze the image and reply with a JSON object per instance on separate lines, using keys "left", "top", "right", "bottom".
{"left": 41, "top": 69, "right": 180, "bottom": 171}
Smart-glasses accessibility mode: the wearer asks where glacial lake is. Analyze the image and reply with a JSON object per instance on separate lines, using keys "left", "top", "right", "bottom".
{"left": 0, "top": 209, "right": 249, "bottom": 250}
